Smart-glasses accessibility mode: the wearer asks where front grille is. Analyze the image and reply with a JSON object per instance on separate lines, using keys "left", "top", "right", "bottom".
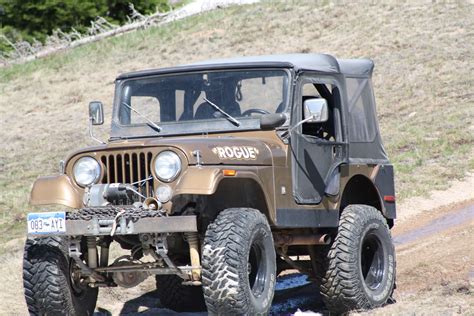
{"left": 99, "top": 151, "right": 154, "bottom": 198}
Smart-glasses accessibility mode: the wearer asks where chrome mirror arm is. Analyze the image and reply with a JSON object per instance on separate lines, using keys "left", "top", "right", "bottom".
{"left": 89, "top": 118, "right": 106, "bottom": 144}
{"left": 281, "top": 115, "right": 316, "bottom": 140}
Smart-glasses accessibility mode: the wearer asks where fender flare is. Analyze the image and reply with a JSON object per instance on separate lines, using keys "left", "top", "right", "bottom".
{"left": 174, "top": 166, "right": 275, "bottom": 223}
{"left": 30, "top": 175, "right": 83, "bottom": 208}
{"left": 339, "top": 173, "right": 388, "bottom": 217}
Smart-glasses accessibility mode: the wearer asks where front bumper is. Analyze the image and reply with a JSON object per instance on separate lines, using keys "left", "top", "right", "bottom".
{"left": 29, "top": 207, "right": 197, "bottom": 237}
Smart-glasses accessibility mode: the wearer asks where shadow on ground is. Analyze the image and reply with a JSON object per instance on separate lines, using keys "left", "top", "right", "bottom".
{"left": 95, "top": 273, "right": 326, "bottom": 315}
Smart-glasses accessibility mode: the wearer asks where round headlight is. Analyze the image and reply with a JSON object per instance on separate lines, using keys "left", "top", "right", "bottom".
{"left": 73, "top": 157, "right": 101, "bottom": 187}
{"left": 154, "top": 151, "right": 181, "bottom": 182}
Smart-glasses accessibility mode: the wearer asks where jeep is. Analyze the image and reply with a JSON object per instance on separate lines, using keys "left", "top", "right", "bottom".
{"left": 24, "top": 54, "right": 396, "bottom": 315}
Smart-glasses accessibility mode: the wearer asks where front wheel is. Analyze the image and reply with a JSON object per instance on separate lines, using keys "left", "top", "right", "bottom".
{"left": 202, "top": 208, "right": 276, "bottom": 315}
{"left": 319, "top": 204, "right": 396, "bottom": 313}
{"left": 23, "top": 236, "right": 98, "bottom": 315}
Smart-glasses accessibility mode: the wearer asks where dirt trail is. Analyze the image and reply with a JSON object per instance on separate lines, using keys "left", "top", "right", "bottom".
{"left": 271, "top": 202, "right": 474, "bottom": 315}
{"left": 394, "top": 203, "right": 474, "bottom": 246}
{"left": 395, "top": 173, "right": 474, "bottom": 223}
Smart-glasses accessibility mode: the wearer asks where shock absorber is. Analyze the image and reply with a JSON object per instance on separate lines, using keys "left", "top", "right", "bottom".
{"left": 99, "top": 237, "right": 111, "bottom": 267}
{"left": 86, "top": 237, "right": 98, "bottom": 269}
{"left": 184, "top": 232, "right": 201, "bottom": 281}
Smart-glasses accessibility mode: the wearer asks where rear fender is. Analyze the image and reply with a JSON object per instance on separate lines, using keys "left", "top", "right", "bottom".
{"left": 339, "top": 164, "right": 396, "bottom": 221}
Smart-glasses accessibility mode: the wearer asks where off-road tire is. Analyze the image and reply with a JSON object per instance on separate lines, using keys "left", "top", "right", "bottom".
{"left": 23, "top": 236, "right": 98, "bottom": 315}
{"left": 202, "top": 208, "right": 276, "bottom": 315}
{"left": 155, "top": 275, "right": 206, "bottom": 312}
{"left": 319, "top": 204, "right": 396, "bottom": 314}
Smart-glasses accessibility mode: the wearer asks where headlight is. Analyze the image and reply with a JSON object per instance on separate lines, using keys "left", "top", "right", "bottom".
{"left": 154, "top": 151, "right": 181, "bottom": 182}
{"left": 73, "top": 157, "right": 101, "bottom": 187}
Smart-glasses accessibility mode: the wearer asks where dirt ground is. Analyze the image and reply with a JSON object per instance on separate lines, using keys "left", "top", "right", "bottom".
{"left": 0, "top": 176, "right": 472, "bottom": 315}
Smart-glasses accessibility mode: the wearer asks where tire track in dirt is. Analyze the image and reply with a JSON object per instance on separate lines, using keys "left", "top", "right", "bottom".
{"left": 393, "top": 204, "right": 474, "bottom": 246}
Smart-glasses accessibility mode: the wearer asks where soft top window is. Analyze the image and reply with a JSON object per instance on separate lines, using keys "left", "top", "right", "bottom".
{"left": 345, "top": 77, "right": 377, "bottom": 142}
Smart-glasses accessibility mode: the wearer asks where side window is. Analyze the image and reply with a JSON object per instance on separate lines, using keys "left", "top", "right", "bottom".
{"left": 176, "top": 90, "right": 206, "bottom": 121}
{"left": 346, "top": 78, "right": 377, "bottom": 142}
{"left": 192, "top": 91, "right": 206, "bottom": 117}
{"left": 301, "top": 82, "right": 337, "bottom": 141}
{"left": 175, "top": 90, "right": 185, "bottom": 120}
{"left": 176, "top": 89, "right": 210, "bottom": 121}
{"left": 130, "top": 96, "right": 161, "bottom": 123}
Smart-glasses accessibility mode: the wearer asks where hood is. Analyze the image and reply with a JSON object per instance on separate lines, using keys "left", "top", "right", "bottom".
{"left": 66, "top": 134, "right": 287, "bottom": 167}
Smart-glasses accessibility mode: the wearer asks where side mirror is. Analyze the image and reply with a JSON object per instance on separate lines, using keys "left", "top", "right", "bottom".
{"left": 89, "top": 101, "right": 104, "bottom": 125}
{"left": 304, "top": 98, "right": 328, "bottom": 123}
{"left": 260, "top": 113, "right": 287, "bottom": 130}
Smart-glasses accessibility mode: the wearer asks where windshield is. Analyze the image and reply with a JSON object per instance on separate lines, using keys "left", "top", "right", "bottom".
{"left": 112, "top": 69, "right": 290, "bottom": 138}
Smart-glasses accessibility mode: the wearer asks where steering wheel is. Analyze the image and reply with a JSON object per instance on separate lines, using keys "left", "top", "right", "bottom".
{"left": 242, "top": 108, "right": 271, "bottom": 116}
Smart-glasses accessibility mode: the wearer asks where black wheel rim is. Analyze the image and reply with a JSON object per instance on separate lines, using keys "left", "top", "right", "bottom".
{"left": 360, "top": 232, "right": 385, "bottom": 290}
{"left": 248, "top": 240, "right": 267, "bottom": 297}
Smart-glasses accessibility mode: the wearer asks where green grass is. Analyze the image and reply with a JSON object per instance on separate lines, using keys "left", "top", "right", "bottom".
{"left": 0, "top": 0, "right": 473, "bottom": 242}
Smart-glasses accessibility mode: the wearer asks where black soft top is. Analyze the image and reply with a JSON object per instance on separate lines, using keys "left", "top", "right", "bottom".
{"left": 117, "top": 54, "right": 374, "bottom": 80}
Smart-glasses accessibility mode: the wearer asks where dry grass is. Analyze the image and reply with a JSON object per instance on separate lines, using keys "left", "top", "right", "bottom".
{"left": 0, "top": 1, "right": 473, "bottom": 238}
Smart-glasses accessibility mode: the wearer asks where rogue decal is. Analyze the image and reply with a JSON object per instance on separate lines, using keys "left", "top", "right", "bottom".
{"left": 211, "top": 146, "right": 260, "bottom": 160}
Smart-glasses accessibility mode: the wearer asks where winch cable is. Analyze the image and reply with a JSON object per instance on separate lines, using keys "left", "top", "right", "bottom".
{"left": 130, "top": 176, "right": 153, "bottom": 186}
{"left": 124, "top": 185, "right": 146, "bottom": 199}
{"left": 110, "top": 209, "right": 126, "bottom": 236}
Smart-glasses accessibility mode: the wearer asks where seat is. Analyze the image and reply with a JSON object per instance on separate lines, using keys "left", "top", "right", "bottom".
{"left": 194, "top": 101, "right": 242, "bottom": 120}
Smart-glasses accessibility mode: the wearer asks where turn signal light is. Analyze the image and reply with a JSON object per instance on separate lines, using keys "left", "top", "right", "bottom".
{"left": 223, "top": 169, "right": 236, "bottom": 176}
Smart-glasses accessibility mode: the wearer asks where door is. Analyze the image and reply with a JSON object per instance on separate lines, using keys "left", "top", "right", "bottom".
{"left": 290, "top": 76, "right": 346, "bottom": 204}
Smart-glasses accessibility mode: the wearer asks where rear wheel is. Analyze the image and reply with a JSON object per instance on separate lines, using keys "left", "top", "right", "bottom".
{"left": 155, "top": 275, "right": 206, "bottom": 312}
{"left": 319, "top": 204, "right": 396, "bottom": 313}
{"left": 23, "top": 236, "right": 98, "bottom": 315}
{"left": 202, "top": 208, "right": 276, "bottom": 315}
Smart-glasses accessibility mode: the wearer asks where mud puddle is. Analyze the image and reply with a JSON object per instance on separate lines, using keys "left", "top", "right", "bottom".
{"left": 393, "top": 204, "right": 473, "bottom": 246}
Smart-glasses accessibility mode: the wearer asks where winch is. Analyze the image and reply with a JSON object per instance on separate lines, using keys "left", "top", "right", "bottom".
{"left": 84, "top": 183, "right": 142, "bottom": 207}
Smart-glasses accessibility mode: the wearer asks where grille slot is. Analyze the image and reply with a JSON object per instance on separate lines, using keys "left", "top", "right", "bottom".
{"left": 100, "top": 151, "right": 153, "bottom": 199}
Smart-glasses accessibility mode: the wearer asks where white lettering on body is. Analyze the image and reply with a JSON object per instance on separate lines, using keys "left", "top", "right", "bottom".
{"left": 211, "top": 146, "right": 260, "bottom": 160}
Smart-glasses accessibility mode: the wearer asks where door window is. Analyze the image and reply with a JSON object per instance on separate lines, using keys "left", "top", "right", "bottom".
{"left": 301, "top": 82, "right": 338, "bottom": 141}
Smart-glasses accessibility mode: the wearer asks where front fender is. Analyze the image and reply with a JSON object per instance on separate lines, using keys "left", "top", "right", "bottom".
{"left": 174, "top": 166, "right": 271, "bottom": 197}
{"left": 30, "top": 175, "right": 83, "bottom": 208}
{"left": 174, "top": 167, "right": 224, "bottom": 195}
{"left": 174, "top": 166, "right": 275, "bottom": 223}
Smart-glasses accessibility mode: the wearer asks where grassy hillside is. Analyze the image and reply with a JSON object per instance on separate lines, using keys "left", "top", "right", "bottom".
{"left": 0, "top": 1, "right": 473, "bottom": 242}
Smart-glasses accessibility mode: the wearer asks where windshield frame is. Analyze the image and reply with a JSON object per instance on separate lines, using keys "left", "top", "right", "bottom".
{"left": 110, "top": 67, "right": 292, "bottom": 139}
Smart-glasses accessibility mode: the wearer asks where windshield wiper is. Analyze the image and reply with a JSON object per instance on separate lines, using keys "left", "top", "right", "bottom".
{"left": 122, "top": 102, "right": 161, "bottom": 132}
{"left": 202, "top": 97, "right": 241, "bottom": 126}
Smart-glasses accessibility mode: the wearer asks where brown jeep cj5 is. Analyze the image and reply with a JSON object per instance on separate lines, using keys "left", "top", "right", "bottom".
{"left": 24, "top": 54, "right": 396, "bottom": 315}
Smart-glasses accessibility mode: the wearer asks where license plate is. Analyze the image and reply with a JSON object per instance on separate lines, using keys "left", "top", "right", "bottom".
{"left": 27, "top": 212, "right": 66, "bottom": 235}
